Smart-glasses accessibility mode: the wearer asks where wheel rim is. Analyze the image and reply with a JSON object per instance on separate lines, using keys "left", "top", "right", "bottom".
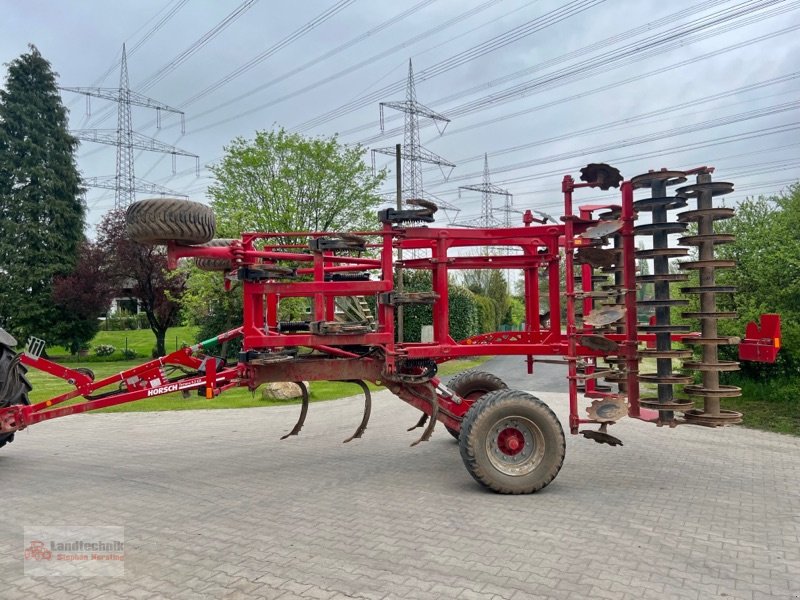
{"left": 486, "top": 417, "right": 545, "bottom": 476}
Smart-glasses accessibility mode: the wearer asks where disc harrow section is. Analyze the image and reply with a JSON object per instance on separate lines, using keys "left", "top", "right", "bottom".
{"left": 632, "top": 170, "right": 693, "bottom": 423}
{"left": 575, "top": 205, "right": 628, "bottom": 428}
{"left": 676, "top": 174, "right": 742, "bottom": 426}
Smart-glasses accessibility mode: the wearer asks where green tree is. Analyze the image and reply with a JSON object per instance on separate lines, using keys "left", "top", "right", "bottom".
{"left": 712, "top": 188, "right": 800, "bottom": 376}
{"left": 0, "top": 46, "right": 85, "bottom": 342}
{"left": 208, "top": 128, "right": 385, "bottom": 240}
{"left": 486, "top": 270, "right": 510, "bottom": 328}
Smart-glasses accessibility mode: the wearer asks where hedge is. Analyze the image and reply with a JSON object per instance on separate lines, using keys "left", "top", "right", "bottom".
{"left": 399, "top": 272, "right": 480, "bottom": 342}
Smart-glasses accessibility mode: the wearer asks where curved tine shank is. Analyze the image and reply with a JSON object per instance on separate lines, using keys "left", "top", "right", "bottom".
{"left": 411, "top": 383, "right": 438, "bottom": 447}
{"left": 407, "top": 413, "right": 428, "bottom": 431}
{"left": 280, "top": 382, "right": 309, "bottom": 440}
{"left": 343, "top": 379, "right": 372, "bottom": 443}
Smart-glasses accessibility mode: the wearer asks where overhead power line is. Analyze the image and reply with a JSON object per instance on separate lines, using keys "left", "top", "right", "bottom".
{"left": 290, "top": 0, "right": 608, "bottom": 132}
{"left": 359, "top": 0, "right": 796, "bottom": 145}
{"left": 180, "top": 0, "right": 438, "bottom": 129}
{"left": 178, "top": 0, "right": 357, "bottom": 108}
{"left": 85, "top": 0, "right": 260, "bottom": 129}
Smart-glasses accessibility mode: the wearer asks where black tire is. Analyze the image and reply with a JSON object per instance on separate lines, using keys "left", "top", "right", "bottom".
{"left": 0, "top": 344, "right": 31, "bottom": 449}
{"left": 459, "top": 389, "right": 565, "bottom": 494}
{"left": 193, "top": 238, "right": 236, "bottom": 271}
{"left": 445, "top": 370, "right": 508, "bottom": 440}
{"left": 126, "top": 198, "right": 215, "bottom": 245}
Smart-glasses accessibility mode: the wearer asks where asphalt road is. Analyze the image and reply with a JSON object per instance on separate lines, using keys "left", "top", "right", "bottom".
{"left": 448, "top": 355, "right": 568, "bottom": 393}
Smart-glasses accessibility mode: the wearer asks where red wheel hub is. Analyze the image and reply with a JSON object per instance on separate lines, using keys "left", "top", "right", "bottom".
{"left": 497, "top": 427, "right": 525, "bottom": 456}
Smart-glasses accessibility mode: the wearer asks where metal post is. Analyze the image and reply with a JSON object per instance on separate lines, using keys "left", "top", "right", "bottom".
{"left": 395, "top": 144, "right": 404, "bottom": 343}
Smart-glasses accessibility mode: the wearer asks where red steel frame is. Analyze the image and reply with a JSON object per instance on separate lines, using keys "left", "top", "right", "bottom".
{"left": 0, "top": 167, "right": 780, "bottom": 439}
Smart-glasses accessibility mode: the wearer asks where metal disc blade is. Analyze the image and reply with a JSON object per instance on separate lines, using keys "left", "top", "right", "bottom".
{"left": 583, "top": 305, "right": 626, "bottom": 327}
{"left": 580, "top": 219, "right": 623, "bottom": 239}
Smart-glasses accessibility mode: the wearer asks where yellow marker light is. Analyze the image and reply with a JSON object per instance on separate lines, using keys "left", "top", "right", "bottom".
{"left": 775, "top": 338, "right": 781, "bottom": 349}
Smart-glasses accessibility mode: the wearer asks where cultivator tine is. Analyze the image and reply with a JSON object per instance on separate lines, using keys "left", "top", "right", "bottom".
{"left": 407, "top": 413, "right": 428, "bottom": 431}
{"left": 280, "top": 382, "right": 309, "bottom": 440}
{"left": 410, "top": 384, "right": 438, "bottom": 447}
{"left": 343, "top": 379, "right": 371, "bottom": 443}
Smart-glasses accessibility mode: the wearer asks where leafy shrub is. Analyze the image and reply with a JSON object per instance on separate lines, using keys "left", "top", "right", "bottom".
{"left": 448, "top": 285, "right": 479, "bottom": 341}
{"left": 474, "top": 294, "right": 497, "bottom": 333}
{"left": 120, "top": 348, "right": 137, "bottom": 360}
{"left": 94, "top": 344, "right": 116, "bottom": 357}
{"left": 397, "top": 272, "right": 479, "bottom": 342}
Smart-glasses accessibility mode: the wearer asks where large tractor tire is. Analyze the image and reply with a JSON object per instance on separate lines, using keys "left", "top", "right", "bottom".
{"left": 445, "top": 370, "right": 507, "bottom": 440}
{"left": 459, "top": 389, "right": 565, "bottom": 494}
{"left": 0, "top": 342, "right": 31, "bottom": 450}
{"left": 194, "top": 238, "right": 237, "bottom": 272}
{"left": 126, "top": 198, "right": 215, "bottom": 245}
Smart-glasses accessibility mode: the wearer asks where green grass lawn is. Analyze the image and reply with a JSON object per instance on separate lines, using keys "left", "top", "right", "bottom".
{"left": 25, "top": 355, "right": 490, "bottom": 413}
{"left": 608, "top": 357, "right": 800, "bottom": 436}
{"left": 52, "top": 326, "right": 199, "bottom": 362}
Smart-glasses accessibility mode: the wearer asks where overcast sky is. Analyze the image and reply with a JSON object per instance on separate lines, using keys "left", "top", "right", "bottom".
{"left": 2, "top": 0, "right": 799, "bottom": 233}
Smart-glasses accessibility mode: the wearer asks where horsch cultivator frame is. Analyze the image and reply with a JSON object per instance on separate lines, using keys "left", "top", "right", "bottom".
{"left": 0, "top": 163, "right": 780, "bottom": 493}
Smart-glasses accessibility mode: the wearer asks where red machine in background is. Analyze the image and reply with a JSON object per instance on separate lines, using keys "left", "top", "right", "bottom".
{"left": 0, "top": 163, "right": 779, "bottom": 494}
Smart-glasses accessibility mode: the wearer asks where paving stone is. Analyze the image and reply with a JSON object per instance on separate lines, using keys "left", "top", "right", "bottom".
{"left": 0, "top": 388, "right": 797, "bottom": 599}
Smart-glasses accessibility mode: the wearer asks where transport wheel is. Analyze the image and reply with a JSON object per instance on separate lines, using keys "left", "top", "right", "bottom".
{"left": 0, "top": 344, "right": 31, "bottom": 449}
{"left": 194, "top": 238, "right": 237, "bottom": 272}
{"left": 125, "top": 198, "right": 215, "bottom": 245}
{"left": 459, "top": 389, "right": 565, "bottom": 494}
{"left": 445, "top": 370, "right": 507, "bottom": 440}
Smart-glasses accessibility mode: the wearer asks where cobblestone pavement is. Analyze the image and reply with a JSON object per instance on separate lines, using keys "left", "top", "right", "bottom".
{"left": 1, "top": 380, "right": 799, "bottom": 599}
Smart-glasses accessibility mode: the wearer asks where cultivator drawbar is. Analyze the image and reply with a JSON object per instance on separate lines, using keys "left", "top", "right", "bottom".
{"left": 0, "top": 163, "right": 780, "bottom": 494}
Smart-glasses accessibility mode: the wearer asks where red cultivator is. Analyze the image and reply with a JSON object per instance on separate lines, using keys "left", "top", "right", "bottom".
{"left": 0, "top": 164, "right": 780, "bottom": 493}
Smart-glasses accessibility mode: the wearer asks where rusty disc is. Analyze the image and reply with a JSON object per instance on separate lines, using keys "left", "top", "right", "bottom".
{"left": 680, "top": 285, "right": 737, "bottom": 294}
{"left": 680, "top": 311, "right": 738, "bottom": 319}
{"left": 580, "top": 219, "right": 623, "bottom": 239}
{"left": 639, "top": 398, "right": 695, "bottom": 411}
{"left": 580, "top": 428, "right": 624, "bottom": 446}
{"left": 598, "top": 208, "right": 622, "bottom": 220}
{"left": 603, "top": 370, "right": 627, "bottom": 382}
{"left": 583, "top": 305, "right": 626, "bottom": 327}
{"left": 638, "top": 373, "right": 694, "bottom": 385}
{"left": 635, "top": 247, "right": 689, "bottom": 259}
{"left": 679, "top": 259, "right": 736, "bottom": 270}
{"left": 575, "top": 291, "right": 618, "bottom": 300}
{"left": 683, "top": 408, "right": 742, "bottom": 426}
{"left": 683, "top": 384, "right": 741, "bottom": 398}
{"left": 633, "top": 196, "right": 688, "bottom": 212}
{"left": 675, "top": 182, "right": 734, "bottom": 198}
{"left": 631, "top": 170, "right": 687, "bottom": 189}
{"left": 638, "top": 298, "right": 689, "bottom": 307}
{"left": 681, "top": 335, "right": 740, "bottom": 345}
{"left": 633, "top": 222, "right": 688, "bottom": 235}
{"left": 678, "top": 234, "right": 735, "bottom": 246}
{"left": 579, "top": 163, "right": 623, "bottom": 190}
{"left": 637, "top": 324, "right": 692, "bottom": 333}
{"left": 579, "top": 334, "right": 619, "bottom": 352}
{"left": 677, "top": 207, "right": 736, "bottom": 222}
{"left": 637, "top": 273, "right": 689, "bottom": 283}
{"left": 586, "top": 398, "right": 628, "bottom": 422}
{"left": 681, "top": 361, "right": 740, "bottom": 372}
{"left": 575, "top": 247, "right": 619, "bottom": 267}
{"left": 638, "top": 349, "right": 692, "bottom": 359}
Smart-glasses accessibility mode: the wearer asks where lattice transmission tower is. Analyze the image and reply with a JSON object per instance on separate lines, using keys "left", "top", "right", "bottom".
{"left": 372, "top": 59, "right": 457, "bottom": 217}
{"left": 452, "top": 154, "right": 515, "bottom": 228}
{"left": 61, "top": 44, "right": 199, "bottom": 209}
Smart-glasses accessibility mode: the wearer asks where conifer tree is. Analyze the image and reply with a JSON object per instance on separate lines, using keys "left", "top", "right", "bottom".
{"left": 0, "top": 46, "right": 85, "bottom": 342}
